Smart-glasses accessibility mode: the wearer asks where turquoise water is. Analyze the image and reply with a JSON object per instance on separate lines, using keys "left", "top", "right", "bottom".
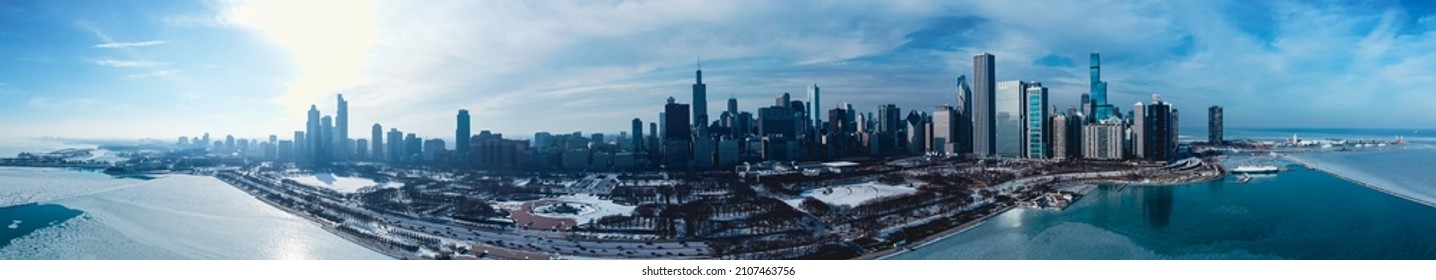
{"left": 1, "top": 204, "right": 83, "bottom": 247}
{"left": 891, "top": 165, "right": 1436, "bottom": 259}
{"left": 892, "top": 128, "right": 1436, "bottom": 260}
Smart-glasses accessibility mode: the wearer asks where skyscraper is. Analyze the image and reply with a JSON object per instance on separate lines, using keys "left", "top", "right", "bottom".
{"left": 1209, "top": 105, "right": 1223, "bottom": 144}
{"left": 371, "top": 123, "right": 384, "bottom": 161}
{"left": 387, "top": 128, "right": 403, "bottom": 163}
{"left": 632, "top": 118, "right": 644, "bottom": 152}
{"left": 1133, "top": 102, "right": 1146, "bottom": 159}
{"left": 1146, "top": 94, "right": 1175, "bottom": 162}
{"left": 808, "top": 84, "right": 820, "bottom": 133}
{"left": 693, "top": 67, "right": 708, "bottom": 138}
{"left": 994, "top": 80, "right": 1026, "bottom": 158}
{"left": 972, "top": 53, "right": 996, "bottom": 157}
{"left": 321, "top": 116, "right": 333, "bottom": 163}
{"left": 727, "top": 97, "right": 738, "bottom": 116}
{"left": 1090, "top": 53, "right": 1113, "bottom": 120}
{"left": 306, "top": 105, "right": 321, "bottom": 163}
{"left": 955, "top": 75, "right": 973, "bottom": 155}
{"left": 664, "top": 100, "right": 692, "bottom": 168}
{"left": 906, "top": 110, "right": 928, "bottom": 155}
{"left": 293, "top": 131, "right": 306, "bottom": 161}
{"left": 336, "top": 94, "right": 348, "bottom": 160}
{"left": 1023, "top": 83, "right": 1048, "bottom": 159}
{"left": 932, "top": 105, "right": 955, "bottom": 155}
{"left": 456, "top": 109, "right": 471, "bottom": 159}
{"left": 1050, "top": 114, "right": 1068, "bottom": 159}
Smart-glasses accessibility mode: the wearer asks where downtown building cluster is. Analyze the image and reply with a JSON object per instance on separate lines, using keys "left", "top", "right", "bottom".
{"left": 174, "top": 52, "right": 1200, "bottom": 171}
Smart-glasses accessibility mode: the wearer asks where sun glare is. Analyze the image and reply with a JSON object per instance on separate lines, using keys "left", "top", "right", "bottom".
{"left": 228, "top": 0, "right": 380, "bottom": 117}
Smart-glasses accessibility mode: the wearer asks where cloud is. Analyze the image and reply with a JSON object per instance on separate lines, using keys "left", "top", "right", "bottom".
{"left": 27, "top": 96, "right": 95, "bottom": 109}
{"left": 90, "top": 59, "right": 163, "bottom": 68}
{"left": 94, "top": 40, "right": 169, "bottom": 48}
{"left": 168, "top": 0, "right": 1436, "bottom": 141}
{"left": 126, "top": 69, "right": 182, "bottom": 79}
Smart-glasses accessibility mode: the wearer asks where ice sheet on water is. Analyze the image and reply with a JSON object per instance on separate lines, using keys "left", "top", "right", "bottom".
{"left": 1289, "top": 147, "right": 1436, "bottom": 207}
{"left": 0, "top": 167, "right": 143, "bottom": 208}
{"left": 1, "top": 169, "right": 390, "bottom": 259}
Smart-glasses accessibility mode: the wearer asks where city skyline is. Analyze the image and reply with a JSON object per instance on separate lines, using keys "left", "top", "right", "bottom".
{"left": 5, "top": 0, "right": 1436, "bottom": 141}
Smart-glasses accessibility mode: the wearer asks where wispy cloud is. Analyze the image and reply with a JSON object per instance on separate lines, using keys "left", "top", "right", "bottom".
{"left": 27, "top": 96, "right": 95, "bottom": 109}
{"left": 94, "top": 40, "right": 169, "bottom": 48}
{"left": 90, "top": 59, "right": 163, "bottom": 68}
{"left": 126, "top": 69, "right": 182, "bottom": 79}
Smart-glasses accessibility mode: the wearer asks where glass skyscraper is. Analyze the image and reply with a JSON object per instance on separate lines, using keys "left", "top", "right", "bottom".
{"left": 1024, "top": 83, "right": 1048, "bottom": 159}
{"left": 994, "top": 80, "right": 1026, "bottom": 158}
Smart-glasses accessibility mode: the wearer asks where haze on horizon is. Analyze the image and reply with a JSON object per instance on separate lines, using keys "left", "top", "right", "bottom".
{"left": 2, "top": 0, "right": 1434, "bottom": 142}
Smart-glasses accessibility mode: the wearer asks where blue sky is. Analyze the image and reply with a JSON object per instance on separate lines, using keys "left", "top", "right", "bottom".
{"left": 2, "top": 0, "right": 1434, "bottom": 141}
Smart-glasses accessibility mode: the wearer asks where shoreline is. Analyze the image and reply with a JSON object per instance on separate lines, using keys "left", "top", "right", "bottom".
{"left": 1280, "top": 155, "right": 1436, "bottom": 209}
{"left": 863, "top": 205, "right": 1015, "bottom": 260}
{"left": 864, "top": 161, "right": 1225, "bottom": 260}
{"left": 215, "top": 175, "right": 411, "bottom": 260}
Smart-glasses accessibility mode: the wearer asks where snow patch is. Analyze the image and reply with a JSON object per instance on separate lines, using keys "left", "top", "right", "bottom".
{"left": 285, "top": 173, "right": 389, "bottom": 193}
{"left": 807, "top": 181, "right": 917, "bottom": 208}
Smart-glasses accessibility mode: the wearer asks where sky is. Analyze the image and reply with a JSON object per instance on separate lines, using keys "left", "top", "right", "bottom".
{"left": 2, "top": 0, "right": 1434, "bottom": 142}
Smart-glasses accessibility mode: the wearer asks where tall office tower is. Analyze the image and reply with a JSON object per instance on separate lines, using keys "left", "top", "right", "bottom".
{"left": 268, "top": 134, "right": 279, "bottom": 159}
{"left": 1051, "top": 114, "right": 1068, "bottom": 159}
{"left": 224, "top": 135, "right": 235, "bottom": 154}
{"left": 1145, "top": 94, "right": 1175, "bottom": 162}
{"left": 387, "top": 128, "right": 403, "bottom": 163}
{"left": 306, "top": 105, "right": 320, "bottom": 162}
{"left": 727, "top": 97, "right": 738, "bottom": 116}
{"left": 1090, "top": 53, "right": 1114, "bottom": 120}
{"left": 994, "top": 80, "right": 1027, "bottom": 158}
{"left": 293, "top": 131, "right": 306, "bottom": 161}
{"left": 1172, "top": 108, "right": 1180, "bottom": 155}
{"left": 789, "top": 100, "right": 807, "bottom": 136}
{"left": 932, "top": 105, "right": 956, "bottom": 155}
{"left": 456, "top": 109, "right": 471, "bottom": 160}
{"left": 775, "top": 92, "right": 790, "bottom": 107}
{"left": 202, "top": 133, "right": 211, "bottom": 149}
{"left": 1133, "top": 102, "right": 1146, "bottom": 159}
{"left": 1209, "top": 105, "right": 1223, "bottom": 144}
{"left": 321, "top": 115, "right": 334, "bottom": 163}
{"left": 371, "top": 124, "right": 384, "bottom": 161}
{"left": 844, "top": 103, "right": 856, "bottom": 128}
{"left": 692, "top": 67, "right": 708, "bottom": 138}
{"left": 808, "top": 84, "right": 821, "bottom": 133}
{"left": 628, "top": 118, "right": 642, "bottom": 152}
{"left": 826, "top": 107, "right": 851, "bottom": 158}
{"left": 955, "top": 75, "right": 973, "bottom": 154}
{"left": 355, "top": 139, "right": 368, "bottom": 160}
{"left": 1066, "top": 112, "right": 1085, "bottom": 158}
{"left": 735, "top": 111, "right": 754, "bottom": 137}
{"left": 877, "top": 104, "right": 902, "bottom": 134}
{"left": 664, "top": 101, "right": 692, "bottom": 168}
{"left": 906, "top": 110, "right": 928, "bottom": 155}
{"left": 336, "top": 94, "right": 348, "bottom": 160}
{"left": 972, "top": 53, "right": 996, "bottom": 156}
{"left": 404, "top": 133, "right": 421, "bottom": 162}
{"left": 1024, "top": 83, "right": 1049, "bottom": 159}
{"left": 1080, "top": 93, "right": 1092, "bottom": 122}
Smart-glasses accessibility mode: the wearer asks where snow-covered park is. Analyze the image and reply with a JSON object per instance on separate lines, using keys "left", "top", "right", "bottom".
{"left": 286, "top": 173, "right": 399, "bottom": 193}
{"left": 789, "top": 181, "right": 917, "bottom": 208}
